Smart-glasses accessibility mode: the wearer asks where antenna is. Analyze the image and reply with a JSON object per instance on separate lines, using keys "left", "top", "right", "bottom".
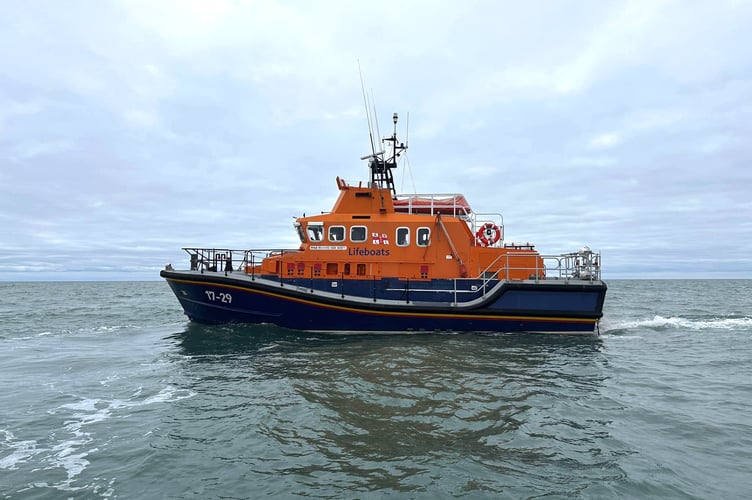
{"left": 371, "top": 89, "right": 382, "bottom": 148}
{"left": 405, "top": 111, "right": 410, "bottom": 149}
{"left": 391, "top": 112, "right": 398, "bottom": 165}
{"left": 403, "top": 111, "right": 416, "bottom": 192}
{"left": 358, "top": 61, "right": 377, "bottom": 158}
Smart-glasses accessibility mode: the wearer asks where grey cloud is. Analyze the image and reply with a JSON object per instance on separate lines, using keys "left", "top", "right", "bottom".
{"left": 1, "top": 1, "right": 751, "bottom": 280}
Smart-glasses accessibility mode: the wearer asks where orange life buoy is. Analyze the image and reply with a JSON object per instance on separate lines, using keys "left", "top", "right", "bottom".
{"left": 476, "top": 223, "right": 501, "bottom": 246}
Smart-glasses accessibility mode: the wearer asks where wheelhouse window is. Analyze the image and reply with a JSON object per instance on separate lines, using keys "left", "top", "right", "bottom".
{"left": 328, "top": 225, "right": 345, "bottom": 242}
{"left": 417, "top": 227, "right": 430, "bottom": 247}
{"left": 307, "top": 222, "right": 324, "bottom": 242}
{"left": 295, "top": 223, "right": 305, "bottom": 243}
{"left": 350, "top": 225, "right": 367, "bottom": 242}
{"left": 396, "top": 227, "right": 410, "bottom": 247}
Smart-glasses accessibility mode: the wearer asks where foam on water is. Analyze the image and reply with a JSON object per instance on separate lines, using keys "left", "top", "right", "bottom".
{"left": 603, "top": 315, "right": 752, "bottom": 333}
{"left": 33, "top": 385, "right": 197, "bottom": 490}
{"left": 0, "top": 430, "right": 39, "bottom": 470}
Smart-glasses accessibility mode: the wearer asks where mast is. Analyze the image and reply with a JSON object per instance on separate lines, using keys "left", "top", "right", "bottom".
{"left": 367, "top": 112, "right": 407, "bottom": 196}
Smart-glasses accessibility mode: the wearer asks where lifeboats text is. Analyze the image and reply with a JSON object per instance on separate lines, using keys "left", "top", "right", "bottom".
{"left": 348, "top": 247, "right": 390, "bottom": 257}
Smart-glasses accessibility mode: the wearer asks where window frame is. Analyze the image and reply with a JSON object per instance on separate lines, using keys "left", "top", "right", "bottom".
{"left": 294, "top": 223, "right": 306, "bottom": 243}
{"left": 417, "top": 227, "right": 431, "bottom": 247}
{"left": 328, "top": 225, "right": 345, "bottom": 243}
{"left": 396, "top": 227, "right": 410, "bottom": 247}
{"left": 306, "top": 222, "right": 325, "bottom": 242}
{"left": 350, "top": 225, "right": 367, "bottom": 243}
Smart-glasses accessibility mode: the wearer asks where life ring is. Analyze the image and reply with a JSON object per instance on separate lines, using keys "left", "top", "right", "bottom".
{"left": 476, "top": 223, "right": 501, "bottom": 246}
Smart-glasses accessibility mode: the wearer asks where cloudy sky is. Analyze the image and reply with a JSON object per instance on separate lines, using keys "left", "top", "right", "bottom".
{"left": 1, "top": 0, "right": 751, "bottom": 280}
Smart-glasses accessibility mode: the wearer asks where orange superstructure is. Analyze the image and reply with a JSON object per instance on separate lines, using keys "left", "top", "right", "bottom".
{"left": 252, "top": 112, "right": 546, "bottom": 283}
{"left": 257, "top": 175, "right": 544, "bottom": 283}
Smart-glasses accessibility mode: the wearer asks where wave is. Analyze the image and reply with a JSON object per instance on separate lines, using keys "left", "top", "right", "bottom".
{"left": 603, "top": 315, "right": 752, "bottom": 333}
{"left": 0, "top": 429, "right": 38, "bottom": 471}
{"left": 1, "top": 385, "right": 198, "bottom": 491}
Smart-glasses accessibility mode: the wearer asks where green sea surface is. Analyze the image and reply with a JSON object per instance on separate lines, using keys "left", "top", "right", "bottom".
{"left": 1, "top": 280, "right": 751, "bottom": 498}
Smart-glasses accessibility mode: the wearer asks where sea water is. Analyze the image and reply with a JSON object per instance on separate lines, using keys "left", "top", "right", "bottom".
{"left": 0, "top": 280, "right": 751, "bottom": 498}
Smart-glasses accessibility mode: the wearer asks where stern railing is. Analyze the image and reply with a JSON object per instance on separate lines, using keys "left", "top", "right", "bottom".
{"left": 476, "top": 247, "right": 601, "bottom": 289}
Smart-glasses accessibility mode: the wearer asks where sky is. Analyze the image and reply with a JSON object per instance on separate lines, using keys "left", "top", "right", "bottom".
{"left": 1, "top": 0, "right": 751, "bottom": 281}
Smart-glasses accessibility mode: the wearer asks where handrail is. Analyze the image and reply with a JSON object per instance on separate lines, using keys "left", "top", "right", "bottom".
{"left": 470, "top": 212, "right": 505, "bottom": 244}
{"left": 177, "top": 246, "right": 600, "bottom": 283}
{"left": 540, "top": 248, "right": 601, "bottom": 281}
{"left": 181, "top": 247, "right": 301, "bottom": 274}
{"left": 168, "top": 246, "right": 602, "bottom": 307}
{"left": 174, "top": 246, "right": 602, "bottom": 301}
{"left": 435, "top": 214, "right": 465, "bottom": 273}
{"left": 393, "top": 193, "right": 472, "bottom": 217}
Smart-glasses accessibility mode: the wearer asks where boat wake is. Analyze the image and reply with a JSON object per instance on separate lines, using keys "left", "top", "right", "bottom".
{"left": 602, "top": 315, "right": 752, "bottom": 334}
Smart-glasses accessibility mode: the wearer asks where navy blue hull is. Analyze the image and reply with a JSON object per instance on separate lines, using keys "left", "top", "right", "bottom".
{"left": 161, "top": 271, "right": 607, "bottom": 334}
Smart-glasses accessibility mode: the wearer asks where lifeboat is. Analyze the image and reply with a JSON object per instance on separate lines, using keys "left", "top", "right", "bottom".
{"left": 161, "top": 113, "right": 607, "bottom": 334}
